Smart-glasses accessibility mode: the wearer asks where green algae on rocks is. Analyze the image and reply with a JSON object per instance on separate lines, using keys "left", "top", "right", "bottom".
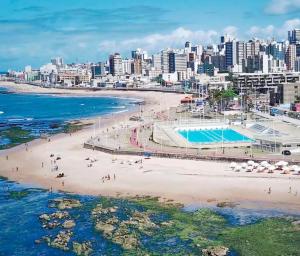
{"left": 219, "top": 218, "right": 300, "bottom": 256}
{"left": 37, "top": 196, "right": 300, "bottom": 255}
{"left": 0, "top": 127, "right": 34, "bottom": 149}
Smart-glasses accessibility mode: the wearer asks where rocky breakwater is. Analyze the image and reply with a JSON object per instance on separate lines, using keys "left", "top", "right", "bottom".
{"left": 92, "top": 203, "right": 165, "bottom": 251}
{"left": 36, "top": 198, "right": 93, "bottom": 255}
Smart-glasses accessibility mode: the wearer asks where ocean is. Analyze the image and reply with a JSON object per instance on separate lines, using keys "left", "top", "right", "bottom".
{"left": 0, "top": 87, "right": 138, "bottom": 148}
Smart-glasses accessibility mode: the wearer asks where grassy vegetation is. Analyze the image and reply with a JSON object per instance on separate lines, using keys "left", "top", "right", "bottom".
{"left": 219, "top": 218, "right": 300, "bottom": 256}
{"left": 0, "top": 127, "right": 34, "bottom": 149}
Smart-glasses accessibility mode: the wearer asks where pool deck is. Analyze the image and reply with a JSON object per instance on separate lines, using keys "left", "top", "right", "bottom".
{"left": 153, "top": 121, "right": 253, "bottom": 149}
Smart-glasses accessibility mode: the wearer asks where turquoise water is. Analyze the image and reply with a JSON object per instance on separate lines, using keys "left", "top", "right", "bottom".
{"left": 0, "top": 87, "right": 138, "bottom": 147}
{"left": 0, "top": 178, "right": 297, "bottom": 255}
{"left": 178, "top": 128, "right": 253, "bottom": 144}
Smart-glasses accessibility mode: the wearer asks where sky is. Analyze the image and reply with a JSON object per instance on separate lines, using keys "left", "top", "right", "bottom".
{"left": 1, "top": 0, "right": 300, "bottom": 70}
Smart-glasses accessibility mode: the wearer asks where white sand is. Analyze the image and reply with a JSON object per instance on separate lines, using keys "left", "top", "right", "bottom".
{"left": 1, "top": 81, "right": 300, "bottom": 212}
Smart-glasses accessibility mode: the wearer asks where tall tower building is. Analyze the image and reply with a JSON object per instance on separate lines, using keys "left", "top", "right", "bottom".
{"left": 109, "top": 53, "right": 123, "bottom": 76}
{"left": 286, "top": 44, "right": 297, "bottom": 71}
{"left": 168, "top": 53, "right": 187, "bottom": 73}
{"left": 236, "top": 41, "right": 245, "bottom": 65}
{"left": 152, "top": 54, "right": 162, "bottom": 72}
{"left": 161, "top": 50, "right": 171, "bottom": 73}
{"left": 225, "top": 40, "right": 237, "bottom": 68}
{"left": 288, "top": 29, "right": 300, "bottom": 44}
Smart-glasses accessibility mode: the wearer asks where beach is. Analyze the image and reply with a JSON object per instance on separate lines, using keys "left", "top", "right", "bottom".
{"left": 1, "top": 81, "right": 300, "bottom": 213}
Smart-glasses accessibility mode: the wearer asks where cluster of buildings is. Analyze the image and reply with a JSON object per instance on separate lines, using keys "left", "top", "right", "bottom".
{"left": 3, "top": 29, "right": 300, "bottom": 107}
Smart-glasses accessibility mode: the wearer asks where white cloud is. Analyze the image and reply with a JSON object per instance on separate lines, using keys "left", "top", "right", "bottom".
{"left": 247, "top": 19, "right": 300, "bottom": 40}
{"left": 223, "top": 26, "right": 238, "bottom": 39}
{"left": 266, "top": 0, "right": 300, "bottom": 14}
{"left": 98, "top": 27, "right": 218, "bottom": 54}
{"left": 248, "top": 25, "right": 275, "bottom": 39}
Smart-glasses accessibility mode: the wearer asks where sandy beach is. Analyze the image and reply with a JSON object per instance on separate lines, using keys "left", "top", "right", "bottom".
{"left": 1, "top": 81, "right": 300, "bottom": 213}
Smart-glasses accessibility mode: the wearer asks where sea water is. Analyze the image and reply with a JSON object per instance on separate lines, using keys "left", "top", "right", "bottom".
{"left": 0, "top": 87, "right": 138, "bottom": 148}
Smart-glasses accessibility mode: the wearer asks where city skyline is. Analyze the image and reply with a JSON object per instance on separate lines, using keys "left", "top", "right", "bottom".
{"left": 2, "top": 0, "right": 300, "bottom": 70}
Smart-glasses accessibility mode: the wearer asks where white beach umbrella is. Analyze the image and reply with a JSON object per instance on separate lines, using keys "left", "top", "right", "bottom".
{"left": 268, "top": 165, "right": 276, "bottom": 173}
{"left": 290, "top": 165, "right": 299, "bottom": 172}
{"left": 234, "top": 165, "right": 241, "bottom": 172}
{"left": 247, "top": 166, "right": 254, "bottom": 172}
{"left": 260, "top": 161, "right": 269, "bottom": 167}
{"left": 282, "top": 166, "right": 290, "bottom": 175}
{"left": 247, "top": 160, "right": 255, "bottom": 166}
{"left": 282, "top": 166, "right": 290, "bottom": 173}
{"left": 253, "top": 163, "right": 260, "bottom": 168}
{"left": 230, "top": 162, "right": 237, "bottom": 169}
{"left": 257, "top": 166, "right": 265, "bottom": 172}
{"left": 241, "top": 163, "right": 248, "bottom": 169}
{"left": 275, "top": 161, "right": 288, "bottom": 167}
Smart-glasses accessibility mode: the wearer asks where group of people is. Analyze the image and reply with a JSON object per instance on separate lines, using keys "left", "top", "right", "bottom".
{"left": 101, "top": 173, "right": 116, "bottom": 183}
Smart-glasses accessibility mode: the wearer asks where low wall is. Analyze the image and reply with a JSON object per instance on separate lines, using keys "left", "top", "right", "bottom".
{"left": 83, "top": 142, "right": 300, "bottom": 164}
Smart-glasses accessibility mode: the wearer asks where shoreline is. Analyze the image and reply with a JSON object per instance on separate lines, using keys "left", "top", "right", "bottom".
{"left": 1, "top": 81, "right": 300, "bottom": 213}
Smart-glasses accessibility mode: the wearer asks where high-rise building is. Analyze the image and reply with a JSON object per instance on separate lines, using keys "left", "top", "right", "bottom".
{"left": 296, "top": 44, "right": 300, "bottom": 57}
{"left": 168, "top": 53, "right": 187, "bottom": 73}
{"left": 133, "top": 56, "right": 143, "bottom": 75}
{"left": 295, "top": 57, "right": 300, "bottom": 72}
{"left": 109, "top": 53, "right": 123, "bottom": 76}
{"left": 122, "top": 59, "right": 132, "bottom": 75}
{"left": 267, "top": 42, "right": 285, "bottom": 60}
{"left": 91, "top": 62, "right": 105, "bottom": 78}
{"left": 236, "top": 41, "right": 245, "bottom": 66}
{"left": 225, "top": 40, "right": 237, "bottom": 68}
{"left": 51, "top": 57, "right": 64, "bottom": 67}
{"left": 152, "top": 54, "right": 162, "bottom": 72}
{"left": 286, "top": 44, "right": 297, "bottom": 71}
{"left": 185, "top": 41, "right": 192, "bottom": 53}
{"left": 288, "top": 29, "right": 300, "bottom": 44}
{"left": 161, "top": 50, "right": 171, "bottom": 73}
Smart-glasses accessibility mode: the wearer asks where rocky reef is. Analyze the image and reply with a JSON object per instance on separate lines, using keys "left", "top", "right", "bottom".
{"left": 49, "top": 198, "right": 82, "bottom": 210}
{"left": 33, "top": 196, "right": 300, "bottom": 256}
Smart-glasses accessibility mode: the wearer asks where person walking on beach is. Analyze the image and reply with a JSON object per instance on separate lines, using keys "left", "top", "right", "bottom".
{"left": 16, "top": 167, "right": 19, "bottom": 172}
{"left": 42, "top": 162, "right": 44, "bottom": 168}
{"left": 268, "top": 187, "right": 272, "bottom": 194}
{"left": 6, "top": 155, "right": 8, "bottom": 160}
{"left": 114, "top": 174, "right": 116, "bottom": 180}
{"left": 289, "top": 186, "right": 292, "bottom": 194}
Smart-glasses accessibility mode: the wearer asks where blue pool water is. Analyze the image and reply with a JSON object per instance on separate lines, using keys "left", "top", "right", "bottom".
{"left": 178, "top": 128, "right": 253, "bottom": 144}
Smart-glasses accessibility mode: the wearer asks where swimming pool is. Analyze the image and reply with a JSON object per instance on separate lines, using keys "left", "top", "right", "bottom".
{"left": 177, "top": 128, "right": 253, "bottom": 144}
